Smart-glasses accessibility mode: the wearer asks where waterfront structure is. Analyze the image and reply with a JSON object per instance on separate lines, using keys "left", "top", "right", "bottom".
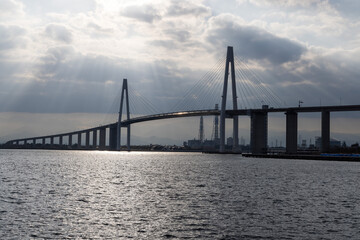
{"left": 5, "top": 47, "right": 360, "bottom": 154}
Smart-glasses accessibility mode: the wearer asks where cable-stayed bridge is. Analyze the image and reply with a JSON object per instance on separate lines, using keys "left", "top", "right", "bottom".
{"left": 5, "top": 47, "right": 360, "bottom": 153}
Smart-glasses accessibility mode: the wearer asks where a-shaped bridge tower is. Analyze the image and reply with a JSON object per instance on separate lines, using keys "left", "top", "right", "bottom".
{"left": 220, "top": 46, "right": 239, "bottom": 153}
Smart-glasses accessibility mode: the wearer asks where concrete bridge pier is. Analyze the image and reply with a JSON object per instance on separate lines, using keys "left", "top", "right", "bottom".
{"left": 321, "top": 111, "right": 330, "bottom": 153}
{"left": 232, "top": 116, "right": 239, "bottom": 152}
{"left": 85, "top": 131, "right": 90, "bottom": 148}
{"left": 68, "top": 134, "right": 72, "bottom": 147}
{"left": 50, "top": 137, "right": 54, "bottom": 146}
{"left": 59, "top": 136, "right": 63, "bottom": 146}
{"left": 93, "top": 130, "right": 97, "bottom": 148}
{"left": 286, "top": 111, "right": 298, "bottom": 154}
{"left": 250, "top": 111, "right": 268, "bottom": 154}
{"left": 100, "top": 128, "right": 106, "bottom": 149}
{"left": 78, "top": 133, "right": 82, "bottom": 147}
{"left": 109, "top": 126, "right": 117, "bottom": 150}
{"left": 127, "top": 125, "right": 131, "bottom": 151}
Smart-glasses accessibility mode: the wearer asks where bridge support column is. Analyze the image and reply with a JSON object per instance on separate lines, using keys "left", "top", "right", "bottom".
{"left": 59, "top": 136, "right": 63, "bottom": 146}
{"left": 321, "top": 111, "right": 330, "bottom": 153}
{"left": 100, "top": 128, "right": 106, "bottom": 149}
{"left": 286, "top": 111, "right": 298, "bottom": 154}
{"left": 220, "top": 46, "right": 238, "bottom": 153}
{"left": 50, "top": 137, "right": 54, "bottom": 146}
{"left": 42, "top": 138, "right": 45, "bottom": 145}
{"left": 233, "top": 116, "right": 239, "bottom": 152}
{"left": 68, "top": 134, "right": 72, "bottom": 147}
{"left": 78, "top": 133, "right": 82, "bottom": 147}
{"left": 93, "top": 130, "right": 97, "bottom": 148}
{"left": 127, "top": 125, "right": 131, "bottom": 151}
{"left": 86, "top": 131, "right": 90, "bottom": 148}
{"left": 117, "top": 79, "right": 131, "bottom": 151}
{"left": 85, "top": 131, "right": 90, "bottom": 148}
{"left": 33, "top": 138, "right": 36, "bottom": 145}
{"left": 250, "top": 111, "right": 268, "bottom": 154}
{"left": 109, "top": 126, "right": 117, "bottom": 150}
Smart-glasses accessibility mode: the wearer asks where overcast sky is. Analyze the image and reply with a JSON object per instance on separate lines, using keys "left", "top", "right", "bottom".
{"left": 1, "top": 0, "right": 360, "bottom": 144}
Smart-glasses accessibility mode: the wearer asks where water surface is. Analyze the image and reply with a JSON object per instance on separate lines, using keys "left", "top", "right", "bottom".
{"left": 1, "top": 150, "right": 359, "bottom": 239}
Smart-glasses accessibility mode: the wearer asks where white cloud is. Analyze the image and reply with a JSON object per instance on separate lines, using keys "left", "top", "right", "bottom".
{"left": 0, "top": 0, "right": 24, "bottom": 17}
{"left": 239, "top": 0, "right": 324, "bottom": 8}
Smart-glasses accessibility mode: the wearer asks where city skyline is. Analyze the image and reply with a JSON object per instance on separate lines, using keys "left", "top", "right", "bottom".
{"left": 1, "top": 0, "right": 360, "bottom": 144}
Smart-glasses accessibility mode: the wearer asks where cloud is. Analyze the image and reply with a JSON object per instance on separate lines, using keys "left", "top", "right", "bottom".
{"left": 253, "top": 47, "right": 360, "bottom": 108}
{"left": 0, "top": 24, "right": 26, "bottom": 51}
{"left": 166, "top": 0, "right": 211, "bottom": 17}
{"left": 0, "top": 0, "right": 24, "bottom": 17}
{"left": 239, "top": 0, "right": 323, "bottom": 8}
{"left": 164, "top": 29, "right": 191, "bottom": 42}
{"left": 87, "top": 22, "right": 113, "bottom": 35}
{"left": 206, "top": 14, "right": 306, "bottom": 65}
{"left": 121, "top": 4, "right": 161, "bottom": 23}
{"left": 45, "top": 24, "right": 73, "bottom": 43}
{"left": 0, "top": 46, "right": 201, "bottom": 113}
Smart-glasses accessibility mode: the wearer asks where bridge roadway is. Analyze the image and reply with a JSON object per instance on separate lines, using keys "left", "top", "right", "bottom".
{"left": 5, "top": 104, "right": 360, "bottom": 153}
{"left": 5, "top": 109, "right": 221, "bottom": 148}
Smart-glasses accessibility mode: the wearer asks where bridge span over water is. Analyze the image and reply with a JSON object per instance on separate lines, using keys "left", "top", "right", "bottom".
{"left": 5, "top": 46, "right": 360, "bottom": 154}
{"left": 6, "top": 104, "right": 360, "bottom": 154}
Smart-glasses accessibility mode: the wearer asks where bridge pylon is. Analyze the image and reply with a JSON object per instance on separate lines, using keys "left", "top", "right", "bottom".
{"left": 220, "top": 46, "right": 239, "bottom": 153}
{"left": 117, "top": 79, "right": 131, "bottom": 151}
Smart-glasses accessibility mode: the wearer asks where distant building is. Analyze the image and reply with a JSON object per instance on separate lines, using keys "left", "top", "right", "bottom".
{"left": 187, "top": 139, "right": 202, "bottom": 149}
{"left": 315, "top": 136, "right": 341, "bottom": 149}
{"left": 227, "top": 137, "right": 233, "bottom": 146}
{"left": 240, "top": 136, "right": 245, "bottom": 146}
{"left": 300, "top": 139, "right": 307, "bottom": 149}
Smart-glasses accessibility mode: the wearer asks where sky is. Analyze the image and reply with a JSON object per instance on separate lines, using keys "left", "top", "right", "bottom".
{"left": 1, "top": 0, "right": 360, "bottom": 145}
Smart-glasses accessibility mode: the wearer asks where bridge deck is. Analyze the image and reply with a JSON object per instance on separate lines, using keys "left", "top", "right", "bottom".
{"left": 6, "top": 104, "right": 360, "bottom": 144}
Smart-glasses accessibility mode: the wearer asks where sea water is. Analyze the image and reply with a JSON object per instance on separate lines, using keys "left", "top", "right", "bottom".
{"left": 1, "top": 149, "right": 359, "bottom": 239}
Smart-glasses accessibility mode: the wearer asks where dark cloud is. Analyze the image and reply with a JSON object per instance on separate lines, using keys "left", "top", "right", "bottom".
{"left": 45, "top": 24, "right": 73, "bottom": 43}
{"left": 0, "top": 24, "right": 26, "bottom": 51}
{"left": 206, "top": 15, "right": 306, "bottom": 65}
{"left": 121, "top": 5, "right": 161, "bottom": 23}
{"left": 0, "top": 46, "right": 200, "bottom": 113}
{"left": 254, "top": 50, "right": 360, "bottom": 108}
{"left": 330, "top": 0, "right": 360, "bottom": 19}
{"left": 167, "top": 0, "right": 210, "bottom": 17}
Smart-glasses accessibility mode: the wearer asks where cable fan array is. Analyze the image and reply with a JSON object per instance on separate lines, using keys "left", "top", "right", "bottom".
{"left": 103, "top": 49, "right": 284, "bottom": 125}
{"left": 169, "top": 53, "right": 284, "bottom": 113}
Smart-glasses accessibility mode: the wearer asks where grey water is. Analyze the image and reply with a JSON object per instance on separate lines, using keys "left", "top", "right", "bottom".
{"left": 0, "top": 150, "right": 359, "bottom": 239}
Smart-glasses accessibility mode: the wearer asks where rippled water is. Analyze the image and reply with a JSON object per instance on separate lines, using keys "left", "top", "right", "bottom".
{"left": 1, "top": 149, "right": 360, "bottom": 239}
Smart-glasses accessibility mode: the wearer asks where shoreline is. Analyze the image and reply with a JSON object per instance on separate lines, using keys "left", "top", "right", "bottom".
{"left": 242, "top": 153, "right": 360, "bottom": 162}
